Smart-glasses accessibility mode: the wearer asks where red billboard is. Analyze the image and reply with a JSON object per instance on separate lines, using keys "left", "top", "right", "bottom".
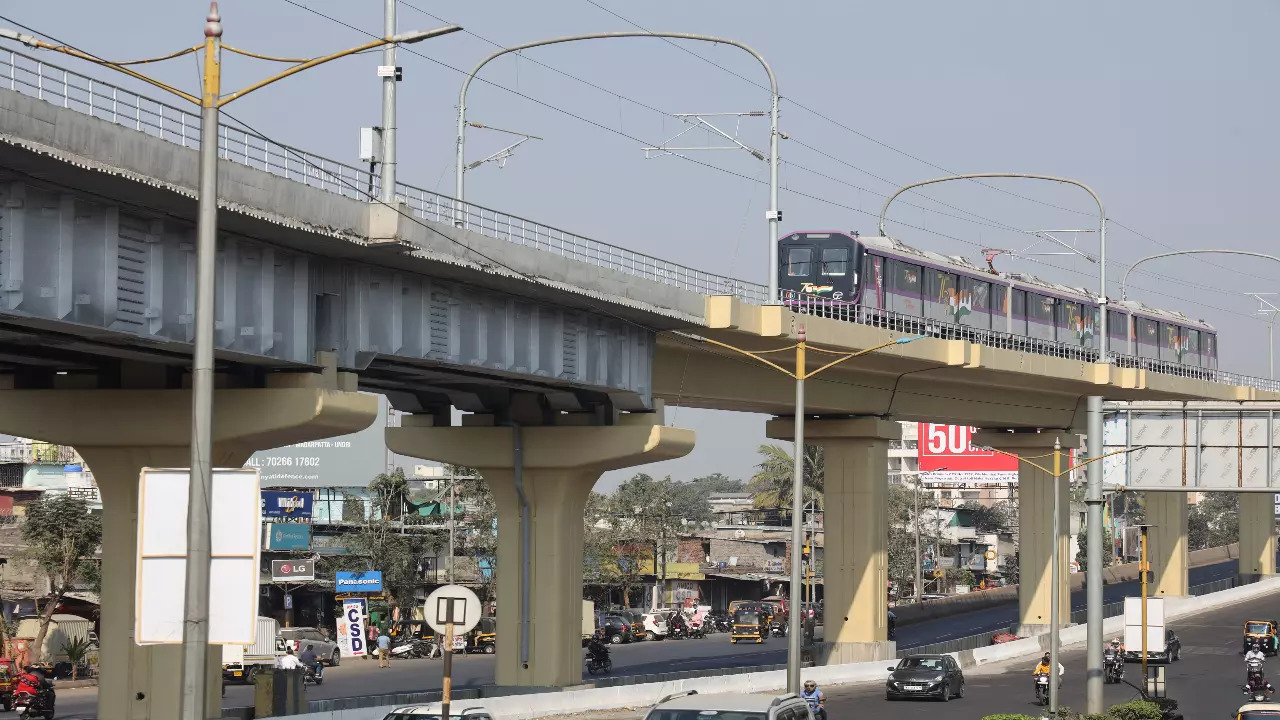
{"left": 917, "top": 424, "right": 1019, "bottom": 478}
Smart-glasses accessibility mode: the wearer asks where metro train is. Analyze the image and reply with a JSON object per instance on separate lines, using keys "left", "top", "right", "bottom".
{"left": 776, "top": 230, "right": 1217, "bottom": 376}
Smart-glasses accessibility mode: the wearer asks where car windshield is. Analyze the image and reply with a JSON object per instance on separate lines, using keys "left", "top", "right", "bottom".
{"left": 898, "top": 658, "right": 944, "bottom": 671}
{"left": 1240, "top": 713, "right": 1280, "bottom": 719}
{"left": 648, "top": 711, "right": 770, "bottom": 720}
{"left": 1248, "top": 623, "right": 1271, "bottom": 634}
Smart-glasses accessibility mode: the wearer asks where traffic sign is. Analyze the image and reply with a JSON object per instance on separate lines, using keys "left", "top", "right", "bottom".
{"left": 424, "top": 584, "right": 482, "bottom": 636}
{"left": 932, "top": 569, "right": 945, "bottom": 579}
{"left": 985, "top": 549, "right": 997, "bottom": 561}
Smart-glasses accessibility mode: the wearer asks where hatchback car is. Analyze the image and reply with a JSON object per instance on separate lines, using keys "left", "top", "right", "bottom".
{"left": 279, "top": 627, "right": 343, "bottom": 666}
{"left": 599, "top": 615, "right": 633, "bottom": 644}
{"left": 1123, "top": 628, "right": 1181, "bottom": 663}
{"left": 885, "top": 654, "right": 965, "bottom": 701}
{"left": 643, "top": 690, "right": 813, "bottom": 720}
{"left": 381, "top": 703, "right": 494, "bottom": 720}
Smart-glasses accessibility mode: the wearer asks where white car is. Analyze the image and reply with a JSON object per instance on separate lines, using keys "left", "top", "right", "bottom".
{"left": 643, "top": 690, "right": 815, "bottom": 720}
{"left": 381, "top": 702, "right": 495, "bottom": 720}
{"left": 641, "top": 612, "right": 671, "bottom": 641}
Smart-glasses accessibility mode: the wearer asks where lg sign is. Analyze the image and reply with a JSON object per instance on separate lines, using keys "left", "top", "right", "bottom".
{"left": 917, "top": 424, "right": 1019, "bottom": 473}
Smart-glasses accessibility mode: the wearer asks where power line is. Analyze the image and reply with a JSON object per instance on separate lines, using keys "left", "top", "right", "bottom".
{"left": 580, "top": 0, "right": 1280, "bottom": 290}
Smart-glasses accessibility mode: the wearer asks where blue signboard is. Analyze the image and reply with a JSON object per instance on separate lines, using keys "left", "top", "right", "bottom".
{"left": 261, "top": 491, "right": 314, "bottom": 521}
{"left": 265, "top": 523, "right": 311, "bottom": 551}
{"left": 335, "top": 571, "right": 383, "bottom": 593}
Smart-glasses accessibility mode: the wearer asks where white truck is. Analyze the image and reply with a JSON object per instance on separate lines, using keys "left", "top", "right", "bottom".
{"left": 582, "top": 600, "right": 595, "bottom": 645}
{"left": 222, "top": 616, "right": 285, "bottom": 684}
{"left": 1122, "top": 597, "right": 1168, "bottom": 662}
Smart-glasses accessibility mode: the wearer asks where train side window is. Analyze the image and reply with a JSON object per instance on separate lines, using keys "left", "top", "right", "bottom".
{"left": 1028, "top": 293, "right": 1055, "bottom": 325}
{"left": 821, "top": 247, "right": 850, "bottom": 276}
{"left": 786, "top": 247, "right": 813, "bottom": 277}
{"left": 1108, "top": 310, "right": 1128, "bottom": 340}
{"left": 1185, "top": 329, "right": 1201, "bottom": 366}
{"left": 1012, "top": 289, "right": 1027, "bottom": 318}
{"left": 892, "top": 260, "right": 921, "bottom": 297}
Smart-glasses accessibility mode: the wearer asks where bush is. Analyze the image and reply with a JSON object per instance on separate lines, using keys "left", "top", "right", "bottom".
{"left": 979, "top": 715, "right": 1037, "bottom": 720}
{"left": 1107, "top": 700, "right": 1164, "bottom": 720}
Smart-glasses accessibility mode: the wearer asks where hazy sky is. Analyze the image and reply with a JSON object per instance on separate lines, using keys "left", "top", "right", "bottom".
{"left": 8, "top": 1, "right": 1280, "bottom": 490}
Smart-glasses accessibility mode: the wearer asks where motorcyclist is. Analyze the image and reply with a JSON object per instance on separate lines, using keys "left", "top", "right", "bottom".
{"left": 585, "top": 633, "right": 610, "bottom": 666}
{"left": 1033, "top": 652, "right": 1064, "bottom": 685}
{"left": 14, "top": 666, "right": 52, "bottom": 710}
{"left": 299, "top": 644, "right": 322, "bottom": 679}
{"left": 278, "top": 646, "right": 301, "bottom": 670}
{"left": 1104, "top": 638, "right": 1124, "bottom": 677}
{"left": 1247, "top": 641, "right": 1268, "bottom": 665}
{"left": 801, "top": 680, "right": 826, "bottom": 720}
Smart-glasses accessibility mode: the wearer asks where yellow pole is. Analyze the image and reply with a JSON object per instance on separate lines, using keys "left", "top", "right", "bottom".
{"left": 1141, "top": 526, "right": 1149, "bottom": 680}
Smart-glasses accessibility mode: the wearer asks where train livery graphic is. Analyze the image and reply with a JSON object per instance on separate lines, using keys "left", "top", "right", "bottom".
{"left": 776, "top": 230, "right": 1216, "bottom": 374}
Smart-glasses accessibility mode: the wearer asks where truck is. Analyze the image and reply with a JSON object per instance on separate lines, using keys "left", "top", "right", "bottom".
{"left": 222, "top": 616, "right": 285, "bottom": 684}
{"left": 1122, "top": 597, "right": 1167, "bottom": 661}
{"left": 582, "top": 600, "right": 595, "bottom": 644}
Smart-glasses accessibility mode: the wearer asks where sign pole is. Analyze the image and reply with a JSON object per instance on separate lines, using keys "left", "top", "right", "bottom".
{"left": 442, "top": 612, "right": 454, "bottom": 719}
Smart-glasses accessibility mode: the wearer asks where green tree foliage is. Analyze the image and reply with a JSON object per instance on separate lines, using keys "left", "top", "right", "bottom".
{"left": 1187, "top": 492, "right": 1238, "bottom": 550}
{"left": 337, "top": 469, "right": 444, "bottom": 614}
{"left": 688, "top": 473, "right": 747, "bottom": 494}
{"left": 22, "top": 493, "right": 101, "bottom": 662}
{"left": 957, "top": 501, "right": 1015, "bottom": 534}
{"left": 61, "top": 636, "right": 93, "bottom": 680}
{"left": 749, "top": 444, "right": 824, "bottom": 514}
{"left": 1075, "top": 521, "right": 1115, "bottom": 572}
{"left": 886, "top": 482, "right": 917, "bottom": 593}
{"left": 447, "top": 465, "right": 497, "bottom": 601}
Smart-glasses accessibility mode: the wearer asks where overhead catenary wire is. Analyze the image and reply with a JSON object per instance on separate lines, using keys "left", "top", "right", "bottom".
{"left": 580, "top": 0, "right": 1280, "bottom": 290}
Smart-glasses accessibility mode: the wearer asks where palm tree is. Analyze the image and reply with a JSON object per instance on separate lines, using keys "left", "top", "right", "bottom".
{"left": 748, "top": 443, "right": 824, "bottom": 517}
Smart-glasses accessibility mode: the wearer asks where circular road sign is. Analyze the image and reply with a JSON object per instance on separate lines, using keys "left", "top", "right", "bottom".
{"left": 932, "top": 569, "right": 945, "bottom": 579}
{"left": 985, "top": 549, "right": 997, "bottom": 561}
{"left": 424, "top": 584, "right": 482, "bottom": 636}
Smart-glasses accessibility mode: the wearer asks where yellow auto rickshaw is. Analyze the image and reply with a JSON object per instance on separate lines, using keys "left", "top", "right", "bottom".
{"left": 470, "top": 617, "right": 496, "bottom": 654}
{"left": 730, "top": 608, "right": 767, "bottom": 644}
{"left": 1244, "top": 620, "right": 1280, "bottom": 655}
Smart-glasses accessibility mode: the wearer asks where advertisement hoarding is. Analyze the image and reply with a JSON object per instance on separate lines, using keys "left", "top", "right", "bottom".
{"left": 335, "top": 570, "right": 384, "bottom": 593}
{"left": 337, "top": 600, "right": 368, "bottom": 657}
{"left": 261, "top": 491, "right": 314, "bottom": 523}
{"left": 917, "top": 423, "right": 1019, "bottom": 483}
{"left": 264, "top": 523, "right": 311, "bottom": 551}
{"left": 248, "top": 394, "right": 389, "bottom": 488}
{"left": 270, "top": 559, "right": 315, "bottom": 582}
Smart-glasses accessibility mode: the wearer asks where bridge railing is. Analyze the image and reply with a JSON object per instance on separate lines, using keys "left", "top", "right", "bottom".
{"left": 0, "top": 48, "right": 767, "bottom": 304}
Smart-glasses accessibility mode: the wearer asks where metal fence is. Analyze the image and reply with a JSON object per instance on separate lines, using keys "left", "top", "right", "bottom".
{"left": 0, "top": 48, "right": 765, "bottom": 304}
{"left": 903, "top": 574, "right": 1256, "bottom": 658}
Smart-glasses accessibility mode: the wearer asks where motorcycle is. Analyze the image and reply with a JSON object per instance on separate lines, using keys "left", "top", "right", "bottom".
{"left": 769, "top": 619, "right": 787, "bottom": 638}
{"left": 687, "top": 621, "right": 707, "bottom": 640}
{"left": 710, "top": 614, "right": 733, "bottom": 634}
{"left": 13, "top": 688, "right": 54, "bottom": 720}
{"left": 585, "top": 648, "right": 612, "bottom": 675}
{"left": 390, "top": 635, "right": 420, "bottom": 659}
{"left": 303, "top": 663, "right": 324, "bottom": 687}
{"left": 1034, "top": 672, "right": 1050, "bottom": 706}
{"left": 1104, "top": 650, "right": 1124, "bottom": 684}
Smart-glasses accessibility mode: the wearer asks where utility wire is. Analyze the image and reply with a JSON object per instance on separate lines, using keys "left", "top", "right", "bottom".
{"left": 581, "top": 0, "right": 1280, "bottom": 289}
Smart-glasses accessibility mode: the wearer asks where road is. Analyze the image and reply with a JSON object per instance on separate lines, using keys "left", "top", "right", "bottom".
{"left": 44, "top": 559, "right": 1247, "bottom": 719}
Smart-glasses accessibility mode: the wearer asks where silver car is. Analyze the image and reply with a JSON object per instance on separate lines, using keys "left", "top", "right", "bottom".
{"left": 280, "top": 626, "right": 343, "bottom": 666}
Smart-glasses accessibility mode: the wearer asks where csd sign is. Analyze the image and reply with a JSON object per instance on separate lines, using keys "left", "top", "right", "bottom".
{"left": 344, "top": 603, "right": 367, "bottom": 656}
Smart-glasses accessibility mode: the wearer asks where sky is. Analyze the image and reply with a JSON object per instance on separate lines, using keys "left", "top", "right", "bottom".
{"left": 6, "top": 1, "right": 1280, "bottom": 491}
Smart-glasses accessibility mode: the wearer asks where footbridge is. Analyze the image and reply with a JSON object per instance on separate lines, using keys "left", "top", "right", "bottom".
{"left": 0, "top": 48, "right": 1276, "bottom": 717}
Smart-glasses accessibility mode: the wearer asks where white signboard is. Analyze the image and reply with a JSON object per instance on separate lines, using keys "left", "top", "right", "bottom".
{"left": 337, "top": 601, "right": 368, "bottom": 657}
{"left": 424, "top": 584, "right": 482, "bottom": 636}
{"left": 1104, "top": 403, "right": 1280, "bottom": 491}
{"left": 135, "top": 468, "right": 261, "bottom": 645}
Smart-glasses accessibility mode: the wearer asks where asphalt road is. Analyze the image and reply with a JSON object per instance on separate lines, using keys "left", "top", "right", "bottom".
{"left": 42, "top": 558, "right": 1247, "bottom": 719}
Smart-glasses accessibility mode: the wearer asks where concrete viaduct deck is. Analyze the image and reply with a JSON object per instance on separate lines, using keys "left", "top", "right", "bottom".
{"left": 0, "top": 47, "right": 1273, "bottom": 718}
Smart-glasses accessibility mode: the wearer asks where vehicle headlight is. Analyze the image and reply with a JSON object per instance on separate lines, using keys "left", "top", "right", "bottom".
{"left": 933, "top": 675, "right": 945, "bottom": 683}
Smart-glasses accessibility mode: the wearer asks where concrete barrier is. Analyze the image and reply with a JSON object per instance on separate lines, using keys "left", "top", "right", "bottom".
{"left": 893, "top": 542, "right": 1242, "bottom": 625}
{"left": 264, "top": 573, "right": 1280, "bottom": 720}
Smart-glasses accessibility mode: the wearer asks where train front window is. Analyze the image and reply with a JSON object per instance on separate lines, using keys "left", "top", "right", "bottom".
{"left": 786, "top": 247, "right": 814, "bottom": 277}
{"left": 820, "top": 248, "right": 850, "bottom": 276}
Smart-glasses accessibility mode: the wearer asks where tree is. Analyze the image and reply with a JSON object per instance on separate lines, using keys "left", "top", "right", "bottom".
{"left": 886, "top": 483, "right": 918, "bottom": 595}
{"left": 61, "top": 636, "right": 93, "bottom": 680}
{"left": 957, "top": 501, "right": 1014, "bottom": 534}
{"left": 338, "top": 469, "right": 444, "bottom": 613}
{"left": 689, "top": 473, "right": 747, "bottom": 494}
{"left": 1075, "top": 522, "right": 1114, "bottom": 572}
{"left": 1187, "top": 492, "right": 1238, "bottom": 550}
{"left": 450, "top": 465, "right": 497, "bottom": 601}
{"left": 22, "top": 493, "right": 101, "bottom": 662}
{"left": 748, "top": 444, "right": 824, "bottom": 515}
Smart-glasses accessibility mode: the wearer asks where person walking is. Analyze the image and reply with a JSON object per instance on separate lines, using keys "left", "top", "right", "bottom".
{"left": 377, "top": 628, "right": 392, "bottom": 668}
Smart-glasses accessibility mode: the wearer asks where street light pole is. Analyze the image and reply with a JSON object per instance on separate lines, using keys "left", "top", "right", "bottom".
{"left": 0, "top": 12, "right": 461, "bottom": 718}
{"left": 379, "top": 0, "right": 397, "bottom": 202}
{"left": 1049, "top": 438, "right": 1062, "bottom": 714}
{"left": 1247, "top": 293, "right": 1280, "bottom": 380}
{"left": 453, "top": 32, "right": 781, "bottom": 300}
{"left": 673, "top": 327, "right": 926, "bottom": 693}
{"left": 1085, "top": 396, "right": 1106, "bottom": 714}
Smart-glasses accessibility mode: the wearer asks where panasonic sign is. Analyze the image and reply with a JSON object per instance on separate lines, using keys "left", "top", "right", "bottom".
{"left": 335, "top": 571, "right": 383, "bottom": 592}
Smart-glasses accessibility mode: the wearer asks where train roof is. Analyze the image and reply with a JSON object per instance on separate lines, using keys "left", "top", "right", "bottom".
{"left": 854, "top": 234, "right": 1215, "bottom": 332}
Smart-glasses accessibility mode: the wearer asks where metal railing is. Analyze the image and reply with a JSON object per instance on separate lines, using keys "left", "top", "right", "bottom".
{"left": 4, "top": 46, "right": 1279, "bottom": 392}
{"left": 0, "top": 48, "right": 765, "bottom": 304}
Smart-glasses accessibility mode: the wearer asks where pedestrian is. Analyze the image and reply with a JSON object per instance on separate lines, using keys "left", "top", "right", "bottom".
{"left": 378, "top": 628, "right": 392, "bottom": 668}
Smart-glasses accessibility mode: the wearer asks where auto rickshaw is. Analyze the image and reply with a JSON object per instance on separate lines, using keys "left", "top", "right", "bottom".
{"left": 1243, "top": 620, "right": 1280, "bottom": 655}
{"left": 730, "top": 608, "right": 767, "bottom": 644}
{"left": 0, "top": 658, "right": 13, "bottom": 711}
{"left": 470, "top": 617, "right": 496, "bottom": 654}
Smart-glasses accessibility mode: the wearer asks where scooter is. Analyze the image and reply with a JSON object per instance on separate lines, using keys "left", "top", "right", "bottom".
{"left": 303, "top": 663, "right": 324, "bottom": 686}
{"left": 13, "top": 688, "right": 54, "bottom": 720}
